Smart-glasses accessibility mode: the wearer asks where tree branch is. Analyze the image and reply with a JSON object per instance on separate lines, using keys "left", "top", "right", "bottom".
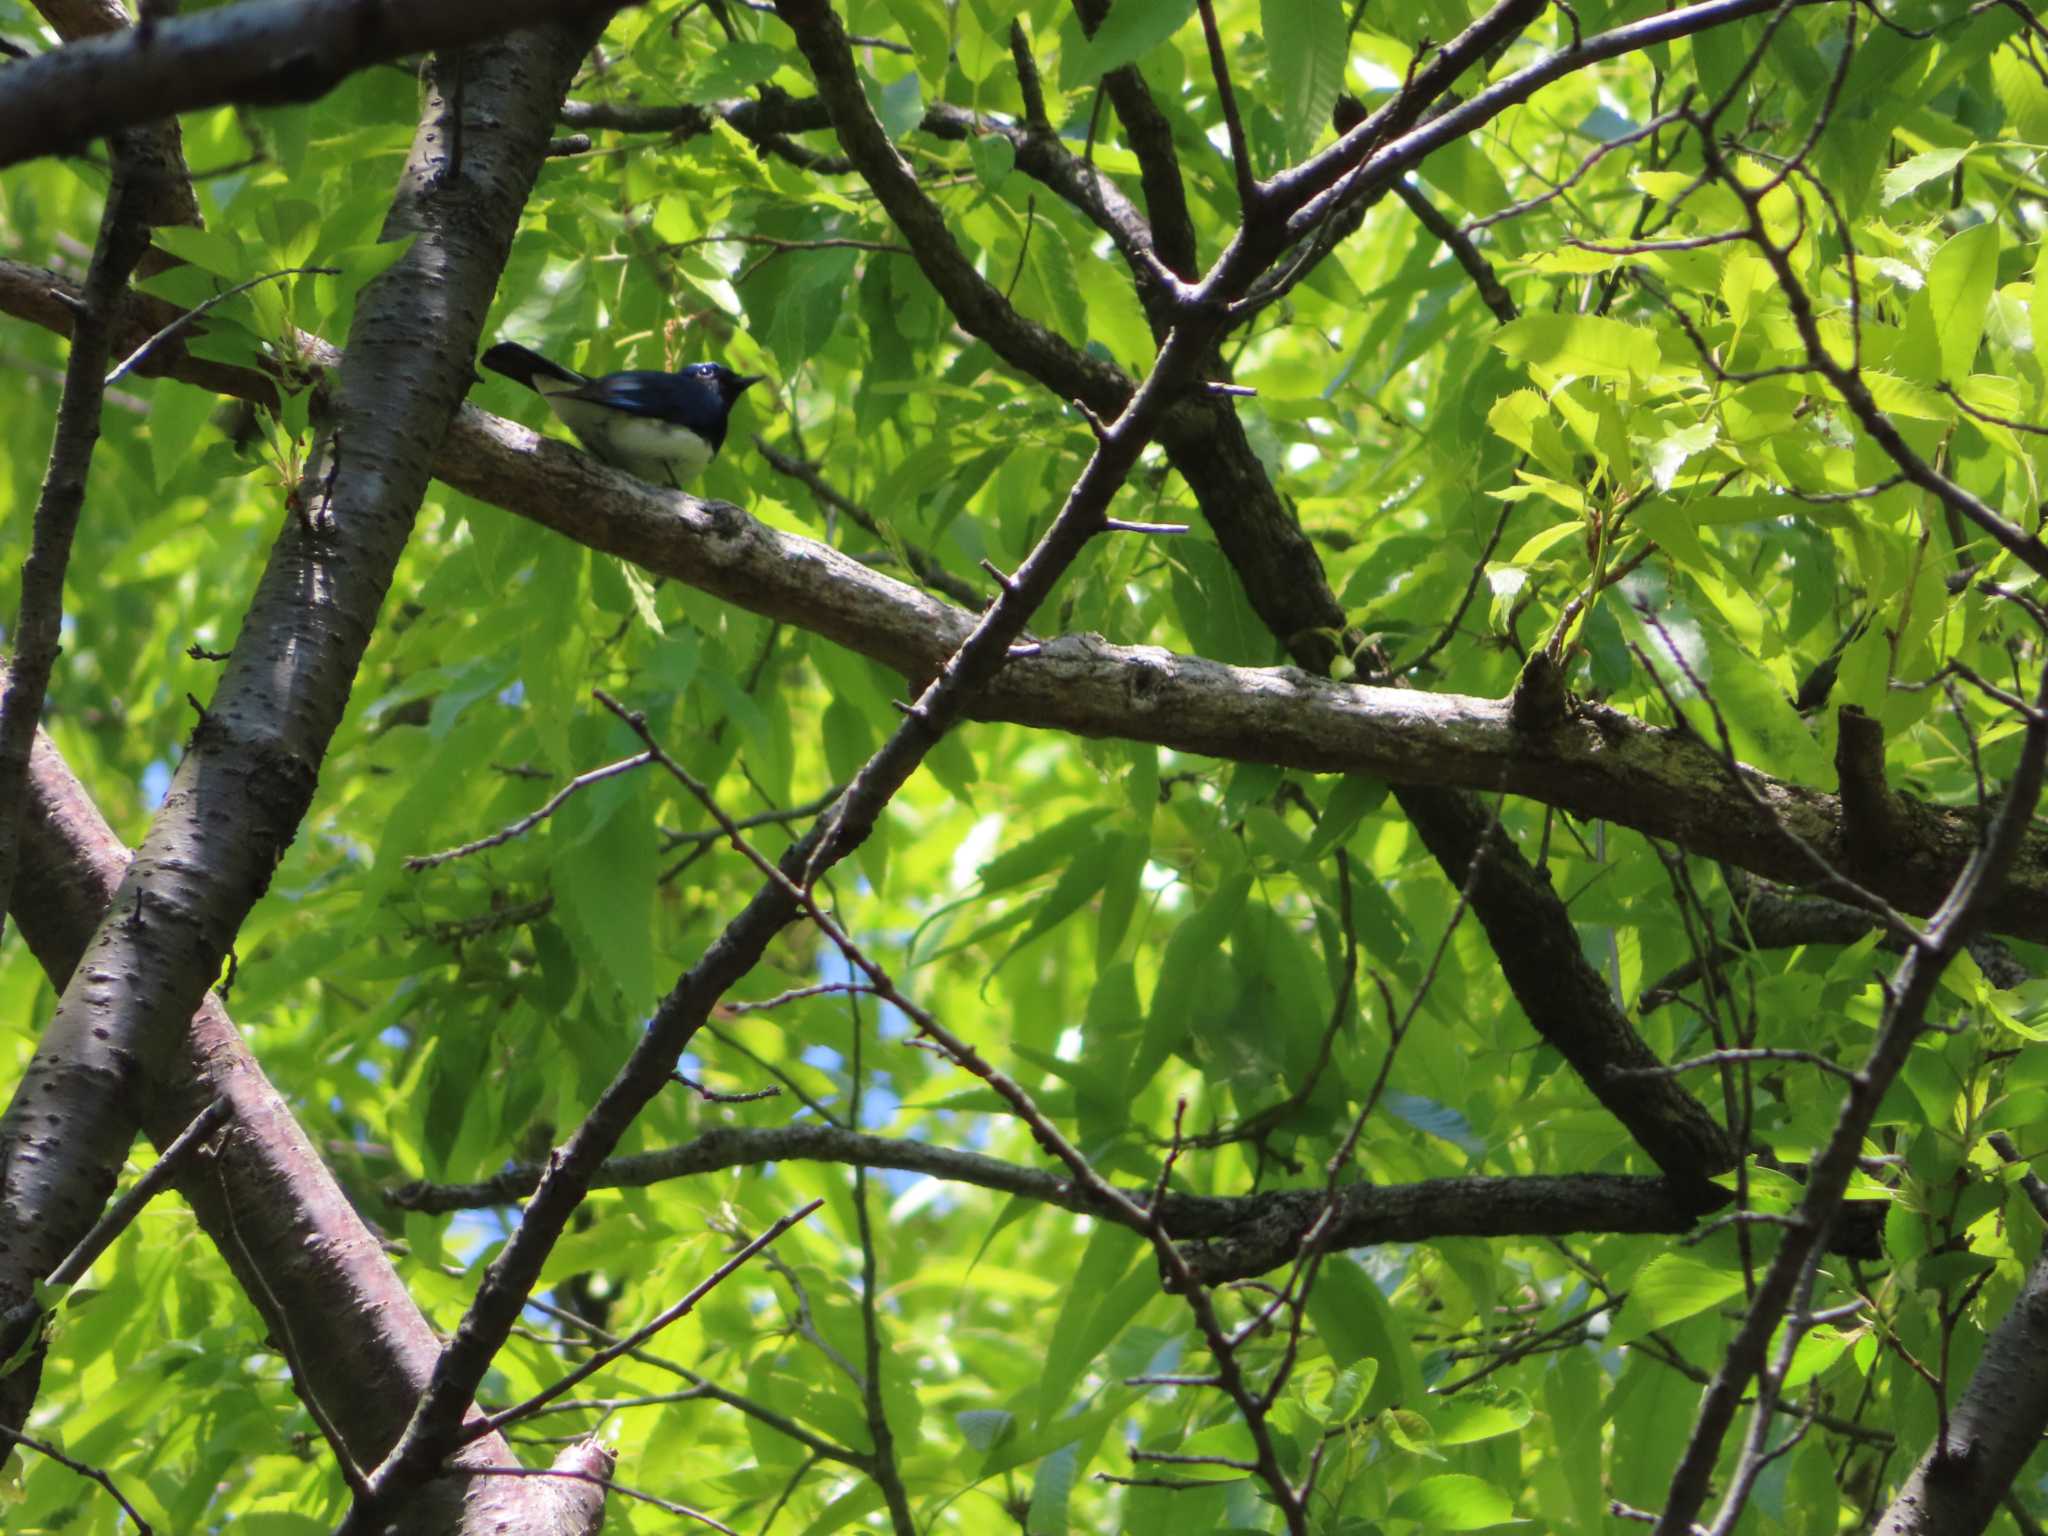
{"left": 1655, "top": 659, "right": 2048, "bottom": 1535}
{"left": 0, "top": 20, "right": 610, "bottom": 1535}
{"left": 7, "top": 255, "right": 2043, "bottom": 943}
{"left": 386, "top": 1122, "right": 1713, "bottom": 1284}
{"left": 0, "top": 0, "right": 637, "bottom": 171}
{"left": 0, "top": 129, "right": 154, "bottom": 969}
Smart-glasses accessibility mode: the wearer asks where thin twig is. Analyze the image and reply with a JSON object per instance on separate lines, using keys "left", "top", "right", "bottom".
{"left": 0, "top": 1426, "right": 153, "bottom": 1535}
{"left": 456, "top": 1199, "right": 823, "bottom": 1446}
{"left": 406, "top": 753, "right": 653, "bottom": 869}
{"left": 1195, "top": 0, "right": 1259, "bottom": 207}
{"left": 105, "top": 264, "right": 338, "bottom": 385}
{"left": 464, "top": 1463, "right": 739, "bottom": 1532}
{"left": 0, "top": 1095, "right": 231, "bottom": 1347}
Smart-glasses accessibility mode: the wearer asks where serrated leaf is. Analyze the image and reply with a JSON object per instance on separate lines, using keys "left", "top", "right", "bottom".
{"left": 1068, "top": 0, "right": 1198, "bottom": 83}
{"left": 1929, "top": 221, "right": 1999, "bottom": 383}
{"left": 1264, "top": 0, "right": 1346, "bottom": 162}
{"left": 1881, "top": 146, "right": 1971, "bottom": 204}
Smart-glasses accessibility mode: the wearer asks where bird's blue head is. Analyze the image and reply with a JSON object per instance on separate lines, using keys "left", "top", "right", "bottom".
{"left": 677, "top": 362, "right": 766, "bottom": 405}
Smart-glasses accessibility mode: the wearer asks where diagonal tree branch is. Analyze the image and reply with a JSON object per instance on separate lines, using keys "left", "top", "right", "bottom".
{"left": 0, "top": 129, "right": 154, "bottom": 964}
{"left": 8, "top": 724, "right": 592, "bottom": 1536}
{"left": 0, "top": 19, "right": 611, "bottom": 1535}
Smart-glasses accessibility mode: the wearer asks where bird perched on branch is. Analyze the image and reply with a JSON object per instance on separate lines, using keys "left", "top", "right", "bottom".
{"left": 479, "top": 341, "right": 764, "bottom": 489}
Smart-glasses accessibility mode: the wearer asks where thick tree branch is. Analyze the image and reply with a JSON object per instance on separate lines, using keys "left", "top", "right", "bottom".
{"left": 387, "top": 1123, "right": 1711, "bottom": 1284}
{"left": 1072, "top": 0, "right": 1202, "bottom": 278}
{"left": 5, "top": 262, "right": 2041, "bottom": 943}
{"left": 1870, "top": 1241, "right": 2048, "bottom": 1536}
{"left": 0, "top": 20, "right": 608, "bottom": 1534}
{"left": 0, "top": 0, "right": 636, "bottom": 172}
{"left": 0, "top": 131, "right": 153, "bottom": 974}
{"left": 7, "top": 722, "right": 567, "bottom": 1536}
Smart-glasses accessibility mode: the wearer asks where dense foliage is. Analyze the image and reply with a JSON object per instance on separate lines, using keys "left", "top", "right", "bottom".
{"left": 6, "top": 0, "right": 2048, "bottom": 1532}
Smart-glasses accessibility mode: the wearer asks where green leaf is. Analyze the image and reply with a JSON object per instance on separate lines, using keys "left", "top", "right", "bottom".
{"left": 152, "top": 223, "right": 249, "bottom": 279}
{"left": 1301, "top": 1361, "right": 1377, "bottom": 1426}
{"left": 1306, "top": 1256, "right": 1420, "bottom": 1413}
{"left": 957, "top": 1408, "right": 1016, "bottom": 1450}
{"left": 1881, "top": 146, "right": 1971, "bottom": 204}
{"left": 1433, "top": 1388, "right": 1534, "bottom": 1445}
{"left": 874, "top": 69, "right": 926, "bottom": 140}
{"left": 149, "top": 379, "right": 220, "bottom": 491}
{"left": 1303, "top": 773, "right": 1388, "bottom": 859}
{"left": 1264, "top": 0, "right": 1346, "bottom": 162}
{"left": 1068, "top": 0, "right": 1198, "bottom": 83}
{"left": 1136, "top": 871, "right": 1253, "bottom": 1093}
{"left": 1035, "top": 1225, "right": 1151, "bottom": 1425}
{"left": 2029, "top": 240, "right": 2048, "bottom": 369}
{"left": 1027, "top": 1441, "right": 1082, "bottom": 1532}
{"left": 1928, "top": 221, "right": 2000, "bottom": 382}
{"left": 554, "top": 792, "right": 657, "bottom": 1016}
{"left": 970, "top": 134, "right": 1018, "bottom": 190}
{"left": 992, "top": 832, "right": 1117, "bottom": 972}
{"left": 980, "top": 809, "right": 1113, "bottom": 891}
{"left": 1387, "top": 1473, "right": 1522, "bottom": 1529}
{"left": 880, "top": 0, "right": 950, "bottom": 88}
{"left": 1608, "top": 1251, "right": 1746, "bottom": 1346}
{"left": 1492, "top": 313, "right": 1656, "bottom": 383}
{"left": 1647, "top": 420, "right": 1717, "bottom": 492}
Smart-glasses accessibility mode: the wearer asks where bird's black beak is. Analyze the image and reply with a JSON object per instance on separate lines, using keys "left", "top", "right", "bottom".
{"left": 734, "top": 374, "right": 766, "bottom": 394}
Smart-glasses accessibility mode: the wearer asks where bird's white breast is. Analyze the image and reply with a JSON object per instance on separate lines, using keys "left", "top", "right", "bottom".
{"left": 544, "top": 396, "right": 714, "bottom": 488}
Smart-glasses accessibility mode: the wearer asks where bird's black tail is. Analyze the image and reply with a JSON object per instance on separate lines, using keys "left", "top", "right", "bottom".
{"left": 480, "top": 341, "right": 583, "bottom": 393}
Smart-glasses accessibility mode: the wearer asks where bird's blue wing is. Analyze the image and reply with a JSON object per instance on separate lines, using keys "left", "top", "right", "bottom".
{"left": 571, "top": 371, "right": 725, "bottom": 433}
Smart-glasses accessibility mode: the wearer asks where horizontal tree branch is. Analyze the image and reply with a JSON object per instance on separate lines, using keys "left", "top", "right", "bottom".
{"left": 386, "top": 1121, "right": 1705, "bottom": 1284}
{"left": 429, "top": 411, "right": 2048, "bottom": 943}
{"left": 0, "top": 0, "right": 635, "bottom": 172}
{"left": 6, "top": 259, "right": 2042, "bottom": 942}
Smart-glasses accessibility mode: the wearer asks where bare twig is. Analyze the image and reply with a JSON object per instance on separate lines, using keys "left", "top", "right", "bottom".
{"left": 456, "top": 1199, "right": 823, "bottom": 1446}
{"left": 0, "top": 1095, "right": 231, "bottom": 1351}
{"left": 0, "top": 1426, "right": 154, "bottom": 1535}
{"left": 406, "top": 753, "right": 653, "bottom": 869}
{"left": 104, "top": 263, "right": 337, "bottom": 385}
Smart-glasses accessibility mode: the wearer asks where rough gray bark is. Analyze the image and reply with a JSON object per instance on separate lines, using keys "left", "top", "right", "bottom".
{"left": 0, "top": 17, "right": 609, "bottom": 1533}
{"left": 1870, "top": 1250, "right": 2048, "bottom": 1536}
{"left": 10, "top": 727, "right": 601, "bottom": 1536}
